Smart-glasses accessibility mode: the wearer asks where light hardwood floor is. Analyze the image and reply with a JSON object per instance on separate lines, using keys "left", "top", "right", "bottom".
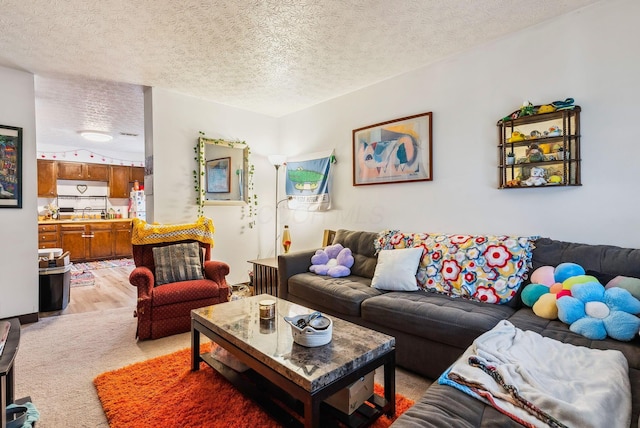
{"left": 40, "top": 263, "right": 432, "bottom": 402}
{"left": 40, "top": 264, "right": 137, "bottom": 317}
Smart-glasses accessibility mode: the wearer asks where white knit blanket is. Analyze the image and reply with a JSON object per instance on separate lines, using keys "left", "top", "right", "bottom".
{"left": 441, "top": 320, "right": 631, "bottom": 428}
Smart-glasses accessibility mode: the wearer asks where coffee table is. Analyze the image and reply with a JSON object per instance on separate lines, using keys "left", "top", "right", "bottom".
{"left": 191, "top": 294, "right": 396, "bottom": 428}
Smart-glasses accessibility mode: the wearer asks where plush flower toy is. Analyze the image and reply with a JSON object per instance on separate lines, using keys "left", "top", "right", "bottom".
{"left": 309, "top": 243, "right": 354, "bottom": 278}
{"left": 556, "top": 281, "right": 640, "bottom": 341}
{"left": 521, "top": 262, "right": 594, "bottom": 319}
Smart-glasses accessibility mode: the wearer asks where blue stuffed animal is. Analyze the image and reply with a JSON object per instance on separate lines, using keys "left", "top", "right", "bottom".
{"left": 556, "top": 280, "right": 640, "bottom": 341}
{"left": 309, "top": 243, "right": 354, "bottom": 278}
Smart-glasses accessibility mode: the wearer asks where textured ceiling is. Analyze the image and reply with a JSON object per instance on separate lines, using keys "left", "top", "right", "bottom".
{"left": 0, "top": 0, "right": 599, "bottom": 155}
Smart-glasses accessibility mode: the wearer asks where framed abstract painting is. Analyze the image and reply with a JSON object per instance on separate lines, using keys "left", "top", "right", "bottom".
{"left": 352, "top": 112, "right": 432, "bottom": 186}
{"left": 0, "top": 125, "right": 22, "bottom": 208}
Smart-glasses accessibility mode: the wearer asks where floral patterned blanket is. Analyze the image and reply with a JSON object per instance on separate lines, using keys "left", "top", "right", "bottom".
{"left": 375, "top": 230, "right": 537, "bottom": 304}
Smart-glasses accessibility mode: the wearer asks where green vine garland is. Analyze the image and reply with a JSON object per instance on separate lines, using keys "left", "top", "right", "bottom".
{"left": 193, "top": 132, "right": 257, "bottom": 226}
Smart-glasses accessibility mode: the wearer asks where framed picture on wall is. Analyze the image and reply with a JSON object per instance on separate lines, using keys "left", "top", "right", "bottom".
{"left": 206, "top": 157, "right": 231, "bottom": 193}
{"left": 0, "top": 125, "right": 22, "bottom": 208}
{"left": 352, "top": 112, "right": 432, "bottom": 186}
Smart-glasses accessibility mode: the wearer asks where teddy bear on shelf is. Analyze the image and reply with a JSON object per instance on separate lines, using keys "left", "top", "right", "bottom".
{"left": 522, "top": 167, "right": 547, "bottom": 186}
{"left": 309, "top": 243, "right": 354, "bottom": 278}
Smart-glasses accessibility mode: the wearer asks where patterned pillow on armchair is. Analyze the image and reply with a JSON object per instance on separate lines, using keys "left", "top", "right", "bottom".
{"left": 152, "top": 242, "right": 204, "bottom": 285}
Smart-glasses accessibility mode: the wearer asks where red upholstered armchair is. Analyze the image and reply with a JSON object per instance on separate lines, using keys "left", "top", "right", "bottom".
{"left": 129, "top": 240, "right": 230, "bottom": 340}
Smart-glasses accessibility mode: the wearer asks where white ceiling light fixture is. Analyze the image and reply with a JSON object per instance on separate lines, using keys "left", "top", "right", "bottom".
{"left": 79, "top": 130, "right": 113, "bottom": 142}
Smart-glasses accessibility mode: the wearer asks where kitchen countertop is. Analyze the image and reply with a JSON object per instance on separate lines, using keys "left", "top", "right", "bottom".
{"left": 38, "top": 218, "right": 132, "bottom": 224}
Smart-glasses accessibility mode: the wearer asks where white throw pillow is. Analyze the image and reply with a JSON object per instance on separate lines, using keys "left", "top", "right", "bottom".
{"left": 371, "top": 248, "right": 423, "bottom": 291}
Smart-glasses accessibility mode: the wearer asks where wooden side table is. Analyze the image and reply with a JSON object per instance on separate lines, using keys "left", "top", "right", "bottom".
{"left": 248, "top": 258, "right": 278, "bottom": 297}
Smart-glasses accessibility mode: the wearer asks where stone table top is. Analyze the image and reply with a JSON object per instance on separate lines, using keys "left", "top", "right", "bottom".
{"left": 192, "top": 294, "right": 395, "bottom": 393}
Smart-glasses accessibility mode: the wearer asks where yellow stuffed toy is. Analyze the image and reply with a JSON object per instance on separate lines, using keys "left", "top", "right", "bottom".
{"left": 508, "top": 131, "right": 525, "bottom": 143}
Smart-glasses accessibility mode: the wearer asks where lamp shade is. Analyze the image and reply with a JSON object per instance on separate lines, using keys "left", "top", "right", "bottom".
{"left": 268, "top": 154, "right": 287, "bottom": 167}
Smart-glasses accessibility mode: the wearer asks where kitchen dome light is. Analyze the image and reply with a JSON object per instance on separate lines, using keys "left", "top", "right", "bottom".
{"left": 79, "top": 131, "right": 113, "bottom": 142}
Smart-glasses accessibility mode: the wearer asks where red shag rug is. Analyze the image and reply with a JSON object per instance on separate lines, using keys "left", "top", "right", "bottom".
{"left": 94, "top": 346, "right": 414, "bottom": 428}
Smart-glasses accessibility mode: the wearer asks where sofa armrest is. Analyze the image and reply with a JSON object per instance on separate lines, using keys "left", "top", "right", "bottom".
{"left": 129, "top": 266, "right": 154, "bottom": 299}
{"left": 277, "top": 249, "right": 318, "bottom": 300}
{"left": 204, "top": 260, "right": 230, "bottom": 284}
{"left": 204, "top": 260, "right": 231, "bottom": 300}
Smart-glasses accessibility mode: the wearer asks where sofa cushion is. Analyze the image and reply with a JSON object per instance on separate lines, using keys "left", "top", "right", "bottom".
{"left": 288, "top": 272, "right": 383, "bottom": 317}
{"left": 151, "top": 278, "right": 221, "bottom": 306}
{"left": 333, "top": 229, "right": 379, "bottom": 278}
{"left": 391, "top": 382, "right": 524, "bottom": 428}
{"left": 375, "top": 230, "right": 536, "bottom": 304}
{"left": 361, "top": 291, "right": 517, "bottom": 350}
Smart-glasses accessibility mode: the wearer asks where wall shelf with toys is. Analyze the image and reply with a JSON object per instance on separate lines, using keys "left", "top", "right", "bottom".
{"left": 497, "top": 103, "right": 581, "bottom": 189}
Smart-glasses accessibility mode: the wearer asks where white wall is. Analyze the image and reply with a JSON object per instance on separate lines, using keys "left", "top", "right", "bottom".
{"left": 147, "top": 88, "right": 279, "bottom": 284}
{"left": 0, "top": 66, "right": 37, "bottom": 319}
{"left": 278, "top": 0, "right": 640, "bottom": 251}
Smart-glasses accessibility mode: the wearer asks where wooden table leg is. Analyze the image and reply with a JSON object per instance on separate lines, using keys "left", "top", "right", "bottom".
{"left": 303, "top": 395, "right": 321, "bottom": 428}
{"left": 384, "top": 352, "right": 396, "bottom": 416}
{"left": 191, "top": 320, "right": 200, "bottom": 371}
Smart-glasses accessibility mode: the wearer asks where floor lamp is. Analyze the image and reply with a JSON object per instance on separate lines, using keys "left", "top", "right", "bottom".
{"left": 268, "top": 154, "right": 287, "bottom": 258}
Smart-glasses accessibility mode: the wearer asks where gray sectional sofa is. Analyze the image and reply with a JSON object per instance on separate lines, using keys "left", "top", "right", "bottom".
{"left": 277, "top": 229, "right": 640, "bottom": 426}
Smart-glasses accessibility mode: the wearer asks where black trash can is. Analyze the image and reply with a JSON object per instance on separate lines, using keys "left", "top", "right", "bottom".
{"left": 38, "top": 264, "right": 71, "bottom": 311}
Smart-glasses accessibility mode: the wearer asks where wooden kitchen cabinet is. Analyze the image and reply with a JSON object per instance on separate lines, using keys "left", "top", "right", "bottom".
{"left": 109, "top": 166, "right": 131, "bottom": 198}
{"left": 113, "top": 221, "right": 133, "bottom": 257}
{"left": 86, "top": 163, "right": 109, "bottom": 181}
{"left": 89, "top": 223, "right": 114, "bottom": 259}
{"left": 38, "top": 223, "right": 59, "bottom": 249}
{"left": 37, "top": 160, "right": 57, "bottom": 197}
{"left": 130, "top": 166, "right": 144, "bottom": 184}
{"left": 59, "top": 222, "right": 115, "bottom": 261}
{"left": 59, "top": 223, "right": 87, "bottom": 261}
{"left": 57, "top": 161, "right": 109, "bottom": 181}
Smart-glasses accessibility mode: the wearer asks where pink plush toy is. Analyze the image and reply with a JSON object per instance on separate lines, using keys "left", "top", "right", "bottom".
{"left": 309, "top": 243, "right": 354, "bottom": 277}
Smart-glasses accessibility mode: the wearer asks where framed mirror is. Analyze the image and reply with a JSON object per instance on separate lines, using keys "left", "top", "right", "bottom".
{"left": 198, "top": 137, "right": 249, "bottom": 205}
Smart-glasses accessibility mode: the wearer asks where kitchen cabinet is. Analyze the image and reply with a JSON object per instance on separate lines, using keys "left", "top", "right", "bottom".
{"left": 58, "top": 221, "right": 122, "bottom": 261}
{"left": 90, "top": 223, "right": 115, "bottom": 259}
{"left": 113, "top": 221, "right": 133, "bottom": 257}
{"left": 37, "top": 160, "right": 57, "bottom": 197}
{"left": 109, "top": 166, "right": 130, "bottom": 198}
{"left": 130, "top": 167, "right": 144, "bottom": 184}
{"left": 498, "top": 107, "right": 581, "bottom": 188}
{"left": 57, "top": 161, "right": 109, "bottom": 181}
{"left": 38, "top": 223, "right": 59, "bottom": 249}
{"left": 59, "top": 223, "right": 86, "bottom": 261}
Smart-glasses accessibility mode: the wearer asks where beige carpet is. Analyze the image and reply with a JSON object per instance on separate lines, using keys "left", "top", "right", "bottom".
{"left": 14, "top": 307, "right": 191, "bottom": 427}
{"left": 14, "top": 307, "right": 430, "bottom": 427}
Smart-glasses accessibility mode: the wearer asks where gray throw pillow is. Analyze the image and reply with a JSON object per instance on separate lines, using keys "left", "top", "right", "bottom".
{"left": 152, "top": 242, "right": 204, "bottom": 286}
